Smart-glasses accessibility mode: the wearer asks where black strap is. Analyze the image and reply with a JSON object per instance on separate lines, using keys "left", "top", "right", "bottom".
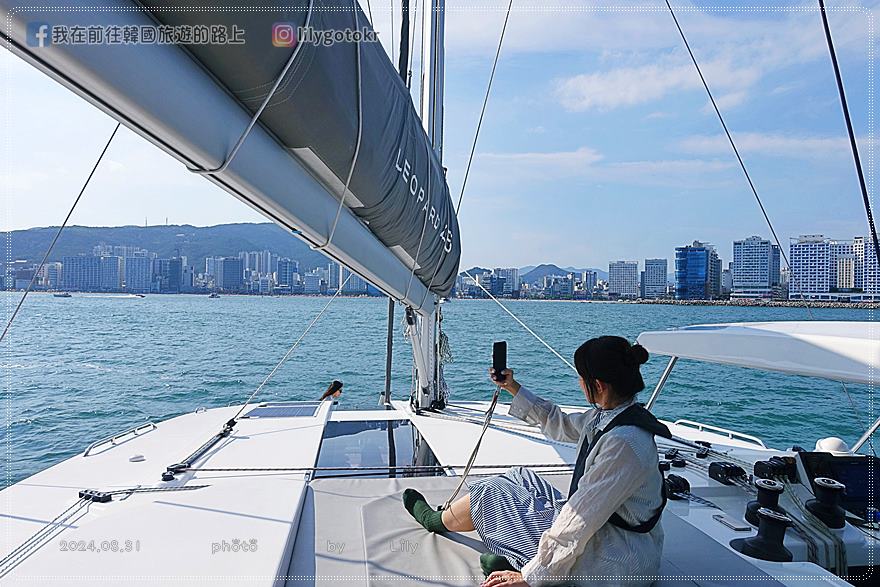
{"left": 607, "top": 480, "right": 667, "bottom": 533}
{"left": 567, "top": 404, "right": 672, "bottom": 533}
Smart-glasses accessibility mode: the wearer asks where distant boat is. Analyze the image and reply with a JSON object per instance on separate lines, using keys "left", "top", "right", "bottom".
{"left": 134, "top": 294, "right": 146, "bottom": 298}
{"left": 208, "top": 292, "right": 220, "bottom": 298}
{"left": 52, "top": 292, "right": 72, "bottom": 298}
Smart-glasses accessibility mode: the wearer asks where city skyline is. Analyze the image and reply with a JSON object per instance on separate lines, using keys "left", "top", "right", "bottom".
{"left": 4, "top": 5, "right": 877, "bottom": 271}
{"left": 15, "top": 227, "right": 880, "bottom": 303}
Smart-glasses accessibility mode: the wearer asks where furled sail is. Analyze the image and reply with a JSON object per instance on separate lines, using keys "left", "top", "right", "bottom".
{"left": 1, "top": 0, "right": 461, "bottom": 305}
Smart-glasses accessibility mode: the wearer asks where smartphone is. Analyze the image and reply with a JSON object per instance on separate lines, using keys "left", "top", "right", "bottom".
{"left": 492, "top": 341, "right": 507, "bottom": 381}
{"left": 712, "top": 514, "right": 751, "bottom": 532}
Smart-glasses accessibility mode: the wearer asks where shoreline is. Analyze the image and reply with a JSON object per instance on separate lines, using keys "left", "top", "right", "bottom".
{"left": 454, "top": 297, "right": 877, "bottom": 310}
{"left": 13, "top": 290, "right": 878, "bottom": 309}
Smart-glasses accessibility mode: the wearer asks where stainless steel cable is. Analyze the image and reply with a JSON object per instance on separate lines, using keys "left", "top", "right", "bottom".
{"left": 0, "top": 122, "right": 120, "bottom": 345}
{"left": 463, "top": 269, "right": 577, "bottom": 373}
{"left": 455, "top": 0, "right": 513, "bottom": 216}
{"left": 230, "top": 272, "right": 353, "bottom": 421}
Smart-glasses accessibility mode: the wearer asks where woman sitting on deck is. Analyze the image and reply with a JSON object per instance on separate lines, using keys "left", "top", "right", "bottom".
{"left": 402, "top": 336, "right": 671, "bottom": 587}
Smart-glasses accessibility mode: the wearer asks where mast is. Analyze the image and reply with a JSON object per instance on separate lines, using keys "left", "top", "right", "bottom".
{"left": 410, "top": 0, "right": 445, "bottom": 410}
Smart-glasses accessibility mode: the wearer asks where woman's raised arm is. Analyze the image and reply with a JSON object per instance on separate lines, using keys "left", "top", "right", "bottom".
{"left": 491, "top": 369, "right": 594, "bottom": 443}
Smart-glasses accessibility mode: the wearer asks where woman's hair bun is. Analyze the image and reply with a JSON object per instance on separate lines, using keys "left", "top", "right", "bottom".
{"left": 626, "top": 344, "right": 649, "bottom": 366}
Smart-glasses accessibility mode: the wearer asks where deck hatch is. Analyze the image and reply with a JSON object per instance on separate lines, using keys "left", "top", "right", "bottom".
{"left": 242, "top": 401, "right": 321, "bottom": 418}
{"left": 314, "top": 420, "right": 441, "bottom": 478}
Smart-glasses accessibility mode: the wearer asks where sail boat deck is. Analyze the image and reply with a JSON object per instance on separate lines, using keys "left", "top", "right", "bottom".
{"left": 1, "top": 396, "right": 862, "bottom": 586}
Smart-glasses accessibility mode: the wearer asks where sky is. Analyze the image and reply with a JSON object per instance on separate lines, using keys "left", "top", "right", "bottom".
{"left": 2, "top": 0, "right": 878, "bottom": 271}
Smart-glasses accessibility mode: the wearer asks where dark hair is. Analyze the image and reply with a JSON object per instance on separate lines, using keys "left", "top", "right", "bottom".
{"left": 320, "top": 380, "right": 344, "bottom": 401}
{"left": 573, "top": 336, "right": 649, "bottom": 400}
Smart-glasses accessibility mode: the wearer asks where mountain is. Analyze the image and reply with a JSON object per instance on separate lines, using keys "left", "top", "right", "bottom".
{"left": 521, "top": 264, "right": 607, "bottom": 284}
{"left": 6, "top": 223, "right": 334, "bottom": 271}
{"left": 459, "top": 266, "right": 492, "bottom": 277}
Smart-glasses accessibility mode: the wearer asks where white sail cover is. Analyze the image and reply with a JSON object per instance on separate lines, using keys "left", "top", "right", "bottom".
{"left": 1, "top": 0, "right": 460, "bottom": 306}
{"left": 638, "top": 321, "right": 880, "bottom": 385}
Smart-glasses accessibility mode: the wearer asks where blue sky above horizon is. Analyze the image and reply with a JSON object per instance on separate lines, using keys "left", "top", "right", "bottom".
{"left": 2, "top": 0, "right": 878, "bottom": 270}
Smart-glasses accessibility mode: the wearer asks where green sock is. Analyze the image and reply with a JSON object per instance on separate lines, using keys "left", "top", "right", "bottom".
{"left": 403, "top": 489, "right": 448, "bottom": 533}
{"left": 480, "top": 552, "right": 517, "bottom": 576}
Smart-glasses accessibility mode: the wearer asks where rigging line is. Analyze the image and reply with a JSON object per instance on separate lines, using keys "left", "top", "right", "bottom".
{"left": 230, "top": 272, "right": 353, "bottom": 422}
{"left": 365, "top": 0, "right": 373, "bottom": 23}
{"left": 188, "top": 0, "right": 314, "bottom": 176}
{"left": 818, "top": 4, "right": 880, "bottom": 456}
{"left": 819, "top": 0, "right": 880, "bottom": 271}
{"left": 313, "top": 0, "right": 364, "bottom": 251}
{"left": 413, "top": 0, "right": 514, "bottom": 309}
{"left": 670, "top": 1, "right": 875, "bottom": 453}
{"left": 418, "top": 0, "right": 427, "bottom": 113}
{"left": 403, "top": 183, "right": 433, "bottom": 301}
{"left": 183, "top": 463, "right": 574, "bottom": 473}
{"left": 663, "top": 0, "right": 813, "bottom": 320}
{"left": 406, "top": 0, "right": 419, "bottom": 88}
{"left": 442, "top": 386, "right": 500, "bottom": 510}
{"left": 463, "top": 269, "right": 577, "bottom": 373}
{"left": 841, "top": 380, "right": 876, "bottom": 456}
{"left": 455, "top": 0, "right": 513, "bottom": 215}
{"left": 0, "top": 498, "right": 90, "bottom": 577}
{"left": 0, "top": 122, "right": 120, "bottom": 346}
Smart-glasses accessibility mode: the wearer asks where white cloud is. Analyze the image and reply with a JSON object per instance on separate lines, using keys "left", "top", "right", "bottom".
{"left": 702, "top": 90, "right": 749, "bottom": 113}
{"left": 475, "top": 146, "right": 733, "bottom": 188}
{"left": 537, "top": 4, "right": 871, "bottom": 112}
{"left": 678, "top": 132, "right": 859, "bottom": 159}
{"left": 554, "top": 56, "right": 763, "bottom": 112}
{"left": 479, "top": 146, "right": 604, "bottom": 169}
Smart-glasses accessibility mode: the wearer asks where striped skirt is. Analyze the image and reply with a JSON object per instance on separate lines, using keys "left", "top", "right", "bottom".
{"left": 468, "top": 466, "right": 566, "bottom": 569}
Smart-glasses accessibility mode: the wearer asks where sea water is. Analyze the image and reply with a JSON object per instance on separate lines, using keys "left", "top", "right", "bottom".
{"left": 2, "top": 292, "right": 875, "bottom": 487}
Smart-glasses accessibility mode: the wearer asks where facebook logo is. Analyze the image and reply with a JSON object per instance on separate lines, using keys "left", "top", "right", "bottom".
{"left": 27, "top": 22, "right": 51, "bottom": 47}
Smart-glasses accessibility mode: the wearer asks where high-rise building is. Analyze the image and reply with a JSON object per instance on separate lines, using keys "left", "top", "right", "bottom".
{"left": 608, "top": 261, "right": 639, "bottom": 299}
{"left": 61, "top": 255, "right": 101, "bottom": 291}
{"left": 99, "top": 256, "right": 123, "bottom": 291}
{"left": 789, "top": 235, "right": 830, "bottom": 298}
{"left": 494, "top": 268, "right": 520, "bottom": 295}
{"left": 721, "top": 263, "right": 733, "bottom": 297}
{"left": 216, "top": 257, "right": 244, "bottom": 292}
{"left": 124, "top": 255, "right": 152, "bottom": 293}
{"left": 154, "top": 258, "right": 184, "bottom": 293}
{"left": 581, "top": 270, "right": 598, "bottom": 292}
{"left": 38, "top": 262, "right": 62, "bottom": 289}
{"left": 789, "top": 235, "right": 880, "bottom": 301}
{"left": 205, "top": 257, "right": 220, "bottom": 279}
{"left": 276, "top": 258, "right": 299, "bottom": 291}
{"left": 328, "top": 262, "right": 341, "bottom": 292}
{"left": 674, "top": 241, "right": 721, "bottom": 300}
{"left": 341, "top": 268, "right": 369, "bottom": 293}
{"left": 303, "top": 271, "right": 323, "bottom": 294}
{"left": 731, "top": 236, "right": 781, "bottom": 299}
{"left": 643, "top": 258, "right": 667, "bottom": 299}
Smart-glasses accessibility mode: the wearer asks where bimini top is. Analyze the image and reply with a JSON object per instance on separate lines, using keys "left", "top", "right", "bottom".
{"left": 637, "top": 321, "right": 880, "bottom": 385}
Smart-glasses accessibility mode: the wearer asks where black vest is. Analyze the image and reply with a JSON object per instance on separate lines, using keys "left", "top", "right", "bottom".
{"left": 567, "top": 404, "right": 672, "bottom": 533}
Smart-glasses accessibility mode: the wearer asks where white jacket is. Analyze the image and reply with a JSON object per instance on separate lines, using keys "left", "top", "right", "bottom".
{"left": 509, "top": 387, "right": 664, "bottom": 586}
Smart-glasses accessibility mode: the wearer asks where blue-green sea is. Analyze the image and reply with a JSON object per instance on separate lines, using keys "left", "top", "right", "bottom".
{"left": 2, "top": 293, "right": 876, "bottom": 488}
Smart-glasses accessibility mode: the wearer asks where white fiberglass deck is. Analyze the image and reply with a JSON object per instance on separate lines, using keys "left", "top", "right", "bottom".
{"left": 0, "top": 398, "right": 864, "bottom": 586}
{"left": 1, "top": 401, "right": 332, "bottom": 586}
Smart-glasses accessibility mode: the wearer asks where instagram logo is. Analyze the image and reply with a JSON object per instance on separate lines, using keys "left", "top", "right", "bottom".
{"left": 272, "top": 22, "right": 297, "bottom": 48}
